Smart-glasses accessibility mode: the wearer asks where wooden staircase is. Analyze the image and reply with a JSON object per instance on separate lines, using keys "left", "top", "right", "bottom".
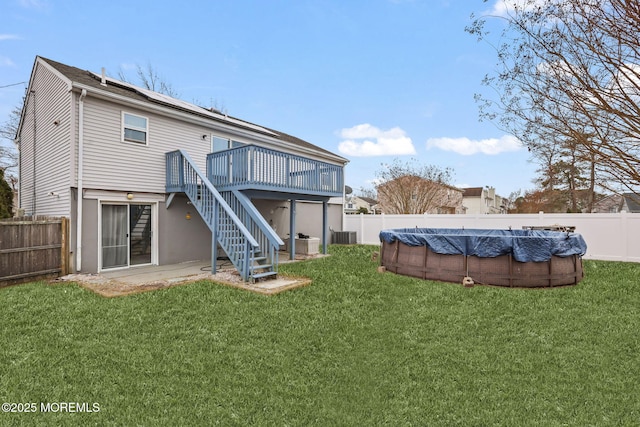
{"left": 130, "top": 205, "right": 151, "bottom": 257}
{"left": 166, "top": 150, "right": 283, "bottom": 282}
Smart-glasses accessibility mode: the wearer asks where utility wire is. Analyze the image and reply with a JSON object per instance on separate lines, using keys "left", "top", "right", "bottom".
{"left": 0, "top": 82, "right": 27, "bottom": 89}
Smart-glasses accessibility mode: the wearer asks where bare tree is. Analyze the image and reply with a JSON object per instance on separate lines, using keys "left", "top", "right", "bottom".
{"left": 468, "top": 0, "right": 640, "bottom": 195}
{"left": 117, "top": 63, "right": 180, "bottom": 98}
{"left": 357, "top": 186, "right": 377, "bottom": 200}
{"left": 375, "top": 159, "right": 456, "bottom": 214}
{"left": 116, "top": 64, "right": 227, "bottom": 112}
{"left": 0, "top": 104, "right": 21, "bottom": 182}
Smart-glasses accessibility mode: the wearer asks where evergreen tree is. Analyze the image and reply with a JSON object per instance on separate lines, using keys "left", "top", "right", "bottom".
{"left": 0, "top": 168, "right": 13, "bottom": 219}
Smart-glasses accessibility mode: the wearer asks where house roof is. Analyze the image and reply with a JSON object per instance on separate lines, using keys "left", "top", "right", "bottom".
{"left": 359, "top": 196, "right": 378, "bottom": 205}
{"left": 37, "top": 56, "right": 347, "bottom": 164}
{"left": 622, "top": 193, "right": 640, "bottom": 212}
{"left": 462, "top": 187, "right": 483, "bottom": 197}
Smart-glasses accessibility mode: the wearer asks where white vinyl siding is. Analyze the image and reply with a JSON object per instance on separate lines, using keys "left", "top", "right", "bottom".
{"left": 81, "top": 100, "right": 211, "bottom": 193}
{"left": 19, "top": 62, "right": 72, "bottom": 216}
{"left": 77, "top": 94, "right": 343, "bottom": 195}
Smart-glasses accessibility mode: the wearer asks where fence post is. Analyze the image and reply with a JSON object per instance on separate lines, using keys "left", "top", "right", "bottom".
{"left": 60, "top": 217, "right": 69, "bottom": 275}
{"left": 621, "top": 210, "right": 628, "bottom": 261}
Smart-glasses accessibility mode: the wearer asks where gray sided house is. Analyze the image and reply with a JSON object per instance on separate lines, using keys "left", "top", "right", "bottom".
{"left": 17, "top": 56, "right": 347, "bottom": 281}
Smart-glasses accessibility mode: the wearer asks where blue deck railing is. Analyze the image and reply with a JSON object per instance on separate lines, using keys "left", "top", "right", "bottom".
{"left": 207, "top": 145, "right": 343, "bottom": 196}
{"left": 220, "top": 189, "right": 283, "bottom": 275}
{"left": 166, "top": 150, "right": 275, "bottom": 281}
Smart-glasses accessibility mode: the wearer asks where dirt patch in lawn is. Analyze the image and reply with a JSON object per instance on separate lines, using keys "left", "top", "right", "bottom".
{"left": 53, "top": 269, "right": 311, "bottom": 297}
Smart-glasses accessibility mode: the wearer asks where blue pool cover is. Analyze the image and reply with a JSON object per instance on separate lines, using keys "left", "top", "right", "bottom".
{"left": 379, "top": 228, "right": 587, "bottom": 263}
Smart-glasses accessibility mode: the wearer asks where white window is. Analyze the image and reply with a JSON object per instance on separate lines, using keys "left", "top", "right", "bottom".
{"left": 211, "top": 135, "right": 245, "bottom": 152}
{"left": 122, "top": 112, "right": 148, "bottom": 145}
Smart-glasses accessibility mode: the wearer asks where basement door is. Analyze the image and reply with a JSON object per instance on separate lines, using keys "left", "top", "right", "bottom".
{"left": 101, "top": 203, "right": 153, "bottom": 269}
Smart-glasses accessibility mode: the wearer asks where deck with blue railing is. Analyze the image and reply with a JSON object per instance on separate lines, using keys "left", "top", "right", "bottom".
{"left": 166, "top": 149, "right": 282, "bottom": 281}
{"left": 166, "top": 146, "right": 343, "bottom": 281}
{"left": 207, "top": 145, "right": 344, "bottom": 198}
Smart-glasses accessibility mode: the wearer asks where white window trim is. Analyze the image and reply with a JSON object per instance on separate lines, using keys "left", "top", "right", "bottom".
{"left": 97, "top": 198, "right": 159, "bottom": 272}
{"left": 210, "top": 134, "right": 246, "bottom": 152}
{"left": 122, "top": 111, "right": 149, "bottom": 146}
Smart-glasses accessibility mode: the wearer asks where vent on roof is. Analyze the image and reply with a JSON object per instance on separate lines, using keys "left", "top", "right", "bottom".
{"left": 100, "top": 67, "right": 107, "bottom": 86}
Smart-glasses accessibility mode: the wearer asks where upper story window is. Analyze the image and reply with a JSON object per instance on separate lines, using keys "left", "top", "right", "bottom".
{"left": 122, "top": 112, "right": 148, "bottom": 145}
{"left": 211, "top": 135, "right": 245, "bottom": 152}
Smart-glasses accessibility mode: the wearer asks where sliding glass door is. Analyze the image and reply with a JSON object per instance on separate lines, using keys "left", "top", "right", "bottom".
{"left": 129, "top": 204, "right": 152, "bottom": 265}
{"left": 101, "top": 203, "right": 153, "bottom": 269}
{"left": 101, "top": 204, "right": 128, "bottom": 269}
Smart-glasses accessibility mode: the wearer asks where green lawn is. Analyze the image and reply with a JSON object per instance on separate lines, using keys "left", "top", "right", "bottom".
{"left": 1, "top": 245, "right": 639, "bottom": 426}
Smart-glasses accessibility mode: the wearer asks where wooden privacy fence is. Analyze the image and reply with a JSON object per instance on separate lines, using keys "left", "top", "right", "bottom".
{"left": 0, "top": 216, "right": 70, "bottom": 287}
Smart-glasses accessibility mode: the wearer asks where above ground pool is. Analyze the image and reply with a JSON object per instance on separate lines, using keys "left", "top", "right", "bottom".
{"left": 379, "top": 228, "right": 587, "bottom": 288}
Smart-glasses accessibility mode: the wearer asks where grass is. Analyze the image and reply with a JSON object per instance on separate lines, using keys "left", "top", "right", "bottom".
{"left": 1, "top": 245, "right": 639, "bottom": 426}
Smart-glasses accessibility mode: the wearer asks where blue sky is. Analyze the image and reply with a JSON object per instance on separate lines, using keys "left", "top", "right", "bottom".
{"left": 0, "top": 0, "right": 538, "bottom": 197}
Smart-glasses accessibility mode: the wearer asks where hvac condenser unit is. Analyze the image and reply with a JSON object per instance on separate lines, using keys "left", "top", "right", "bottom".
{"left": 332, "top": 231, "right": 357, "bottom": 244}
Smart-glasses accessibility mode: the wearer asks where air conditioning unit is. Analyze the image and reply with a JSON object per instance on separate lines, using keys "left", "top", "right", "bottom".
{"left": 332, "top": 231, "right": 357, "bottom": 244}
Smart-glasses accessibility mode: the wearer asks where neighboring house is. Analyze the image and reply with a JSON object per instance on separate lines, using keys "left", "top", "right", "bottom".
{"left": 620, "top": 193, "right": 640, "bottom": 212}
{"left": 17, "top": 56, "right": 347, "bottom": 281}
{"left": 344, "top": 195, "right": 380, "bottom": 214}
{"left": 376, "top": 176, "right": 465, "bottom": 214}
{"left": 592, "top": 193, "right": 640, "bottom": 213}
{"left": 462, "top": 186, "right": 507, "bottom": 214}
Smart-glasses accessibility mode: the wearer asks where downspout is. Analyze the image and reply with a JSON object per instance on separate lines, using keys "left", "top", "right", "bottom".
{"left": 77, "top": 89, "right": 87, "bottom": 271}
{"left": 31, "top": 90, "right": 36, "bottom": 215}
{"left": 15, "top": 136, "right": 21, "bottom": 213}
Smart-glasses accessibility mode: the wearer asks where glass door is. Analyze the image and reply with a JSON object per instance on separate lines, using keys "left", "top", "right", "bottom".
{"left": 101, "top": 204, "right": 128, "bottom": 269}
{"left": 129, "top": 204, "right": 152, "bottom": 265}
{"left": 101, "top": 203, "right": 153, "bottom": 269}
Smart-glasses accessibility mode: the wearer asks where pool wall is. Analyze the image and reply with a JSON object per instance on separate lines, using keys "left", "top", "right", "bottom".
{"left": 379, "top": 228, "right": 586, "bottom": 288}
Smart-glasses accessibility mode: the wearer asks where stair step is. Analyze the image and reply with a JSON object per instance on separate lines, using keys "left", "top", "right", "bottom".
{"left": 252, "top": 256, "right": 268, "bottom": 263}
{"left": 251, "top": 271, "right": 277, "bottom": 280}
{"left": 250, "top": 262, "right": 273, "bottom": 271}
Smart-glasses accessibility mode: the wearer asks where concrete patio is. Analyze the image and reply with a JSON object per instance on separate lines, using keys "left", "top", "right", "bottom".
{"left": 57, "top": 251, "right": 326, "bottom": 297}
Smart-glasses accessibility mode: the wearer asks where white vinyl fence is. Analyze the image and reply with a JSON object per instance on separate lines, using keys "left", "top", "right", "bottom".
{"left": 343, "top": 212, "right": 640, "bottom": 263}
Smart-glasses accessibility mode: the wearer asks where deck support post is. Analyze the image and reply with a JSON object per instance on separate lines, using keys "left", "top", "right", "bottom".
{"left": 322, "top": 200, "right": 328, "bottom": 254}
{"left": 289, "top": 199, "right": 296, "bottom": 260}
{"left": 212, "top": 200, "right": 218, "bottom": 275}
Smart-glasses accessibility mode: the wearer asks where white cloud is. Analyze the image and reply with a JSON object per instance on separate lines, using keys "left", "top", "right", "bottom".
{"left": 119, "top": 62, "right": 137, "bottom": 71}
{"left": 338, "top": 123, "right": 416, "bottom": 157}
{"left": 426, "top": 135, "right": 523, "bottom": 155}
{"left": 19, "top": 0, "right": 49, "bottom": 10}
{"left": 0, "top": 56, "right": 15, "bottom": 67}
{"left": 488, "top": 0, "right": 552, "bottom": 16}
{"left": 0, "top": 34, "right": 20, "bottom": 41}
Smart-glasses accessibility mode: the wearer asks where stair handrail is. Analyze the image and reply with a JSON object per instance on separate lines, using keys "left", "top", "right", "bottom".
{"left": 220, "top": 189, "right": 283, "bottom": 274}
{"left": 166, "top": 149, "right": 259, "bottom": 248}
{"left": 230, "top": 190, "right": 284, "bottom": 248}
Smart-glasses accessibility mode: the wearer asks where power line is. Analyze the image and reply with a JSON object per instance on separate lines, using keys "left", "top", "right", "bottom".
{"left": 0, "top": 82, "right": 27, "bottom": 89}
